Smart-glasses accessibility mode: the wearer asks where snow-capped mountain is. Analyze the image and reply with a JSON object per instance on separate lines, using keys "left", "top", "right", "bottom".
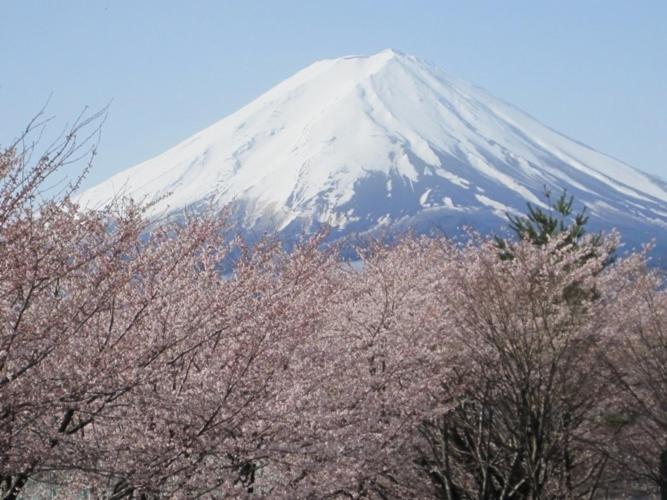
{"left": 79, "top": 49, "right": 667, "bottom": 251}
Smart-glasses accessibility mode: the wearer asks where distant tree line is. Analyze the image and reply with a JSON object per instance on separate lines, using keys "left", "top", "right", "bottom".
{"left": 1, "top": 114, "right": 665, "bottom": 499}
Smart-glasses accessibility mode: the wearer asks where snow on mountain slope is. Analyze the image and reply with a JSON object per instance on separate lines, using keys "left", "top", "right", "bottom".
{"left": 78, "top": 49, "right": 667, "bottom": 248}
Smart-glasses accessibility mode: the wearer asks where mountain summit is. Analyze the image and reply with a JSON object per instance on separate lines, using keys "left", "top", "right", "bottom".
{"left": 79, "top": 49, "right": 667, "bottom": 247}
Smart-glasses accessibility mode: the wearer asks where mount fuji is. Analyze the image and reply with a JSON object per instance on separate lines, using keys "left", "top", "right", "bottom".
{"left": 79, "top": 49, "right": 667, "bottom": 254}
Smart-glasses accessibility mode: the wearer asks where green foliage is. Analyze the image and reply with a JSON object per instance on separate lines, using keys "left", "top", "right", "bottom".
{"left": 495, "top": 187, "right": 603, "bottom": 261}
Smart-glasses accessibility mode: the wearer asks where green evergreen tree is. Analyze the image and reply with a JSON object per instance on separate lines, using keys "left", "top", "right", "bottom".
{"left": 494, "top": 188, "right": 614, "bottom": 306}
{"left": 494, "top": 187, "right": 604, "bottom": 261}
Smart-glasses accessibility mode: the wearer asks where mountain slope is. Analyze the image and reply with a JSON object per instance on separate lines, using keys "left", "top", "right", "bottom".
{"left": 79, "top": 49, "right": 667, "bottom": 248}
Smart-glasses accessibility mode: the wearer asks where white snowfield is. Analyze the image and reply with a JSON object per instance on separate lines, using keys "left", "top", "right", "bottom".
{"left": 79, "top": 49, "right": 667, "bottom": 244}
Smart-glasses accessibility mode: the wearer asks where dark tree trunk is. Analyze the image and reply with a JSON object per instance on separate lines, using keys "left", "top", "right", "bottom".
{"left": 2, "top": 474, "right": 28, "bottom": 500}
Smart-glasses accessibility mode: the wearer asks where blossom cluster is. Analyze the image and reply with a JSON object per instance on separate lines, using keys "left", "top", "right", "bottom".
{"left": 1, "top": 121, "right": 664, "bottom": 499}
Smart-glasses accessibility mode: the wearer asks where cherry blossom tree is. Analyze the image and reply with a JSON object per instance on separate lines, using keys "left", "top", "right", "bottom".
{"left": 416, "top": 234, "right": 622, "bottom": 499}
{"left": 0, "top": 116, "right": 336, "bottom": 498}
{"left": 1, "top": 114, "right": 664, "bottom": 499}
{"left": 0, "top": 112, "right": 155, "bottom": 498}
{"left": 274, "top": 236, "right": 462, "bottom": 498}
{"left": 80, "top": 234, "right": 338, "bottom": 499}
{"left": 598, "top": 249, "right": 667, "bottom": 497}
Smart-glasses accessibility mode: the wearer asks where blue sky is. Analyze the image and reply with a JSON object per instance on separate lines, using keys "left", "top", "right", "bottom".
{"left": 1, "top": 0, "right": 665, "bottom": 189}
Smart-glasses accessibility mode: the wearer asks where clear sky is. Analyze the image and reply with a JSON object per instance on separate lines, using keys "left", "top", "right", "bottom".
{"left": 1, "top": 0, "right": 665, "bottom": 189}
